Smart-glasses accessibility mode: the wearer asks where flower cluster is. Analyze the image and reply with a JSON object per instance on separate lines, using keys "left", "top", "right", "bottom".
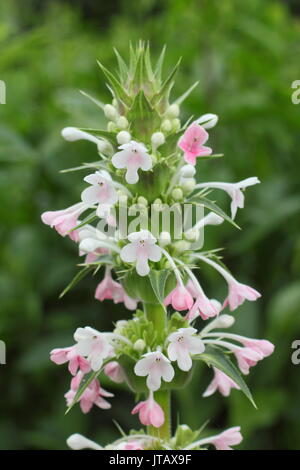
{"left": 43, "top": 43, "right": 274, "bottom": 450}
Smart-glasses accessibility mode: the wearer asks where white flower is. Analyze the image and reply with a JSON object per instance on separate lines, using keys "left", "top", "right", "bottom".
{"left": 134, "top": 351, "right": 175, "bottom": 391}
{"left": 167, "top": 327, "right": 205, "bottom": 371}
{"left": 120, "top": 229, "right": 162, "bottom": 276}
{"left": 112, "top": 141, "right": 152, "bottom": 184}
{"left": 74, "top": 326, "right": 111, "bottom": 371}
{"left": 81, "top": 170, "right": 117, "bottom": 207}
{"left": 67, "top": 434, "right": 103, "bottom": 450}
{"left": 195, "top": 177, "right": 260, "bottom": 219}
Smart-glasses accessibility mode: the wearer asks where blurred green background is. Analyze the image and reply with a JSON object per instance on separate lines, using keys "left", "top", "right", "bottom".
{"left": 0, "top": 0, "right": 300, "bottom": 450}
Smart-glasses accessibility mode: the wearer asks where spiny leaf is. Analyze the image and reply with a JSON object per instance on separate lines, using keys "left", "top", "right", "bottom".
{"left": 113, "top": 48, "right": 128, "bottom": 83}
{"left": 59, "top": 265, "right": 94, "bottom": 298}
{"left": 148, "top": 269, "right": 170, "bottom": 306}
{"left": 174, "top": 81, "right": 199, "bottom": 105}
{"left": 154, "top": 45, "right": 166, "bottom": 83}
{"left": 195, "top": 345, "right": 256, "bottom": 408}
{"left": 79, "top": 90, "right": 105, "bottom": 110}
{"left": 152, "top": 58, "right": 182, "bottom": 106}
{"left": 188, "top": 196, "right": 240, "bottom": 230}
{"left": 97, "top": 60, "right": 131, "bottom": 106}
{"left": 65, "top": 357, "right": 116, "bottom": 414}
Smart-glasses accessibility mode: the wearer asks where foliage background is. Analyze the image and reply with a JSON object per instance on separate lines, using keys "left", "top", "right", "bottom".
{"left": 0, "top": 0, "right": 300, "bottom": 450}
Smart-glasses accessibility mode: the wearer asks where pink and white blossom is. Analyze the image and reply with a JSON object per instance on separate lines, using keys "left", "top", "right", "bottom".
{"left": 178, "top": 122, "right": 212, "bottom": 165}
{"left": 50, "top": 346, "right": 91, "bottom": 376}
{"left": 224, "top": 280, "right": 261, "bottom": 312}
{"left": 104, "top": 361, "right": 125, "bottom": 384}
{"left": 186, "top": 280, "right": 221, "bottom": 321}
{"left": 167, "top": 327, "right": 205, "bottom": 371}
{"left": 41, "top": 202, "right": 88, "bottom": 241}
{"left": 74, "top": 326, "right": 111, "bottom": 371}
{"left": 120, "top": 230, "right": 162, "bottom": 276}
{"left": 164, "top": 283, "right": 194, "bottom": 311}
{"left": 195, "top": 177, "right": 260, "bottom": 219}
{"left": 203, "top": 367, "right": 240, "bottom": 397}
{"left": 234, "top": 347, "right": 265, "bottom": 375}
{"left": 95, "top": 269, "right": 138, "bottom": 310}
{"left": 134, "top": 351, "right": 175, "bottom": 391}
{"left": 81, "top": 170, "right": 117, "bottom": 211}
{"left": 112, "top": 141, "right": 152, "bottom": 184}
{"left": 206, "top": 427, "right": 243, "bottom": 450}
{"left": 65, "top": 373, "right": 113, "bottom": 413}
{"left": 131, "top": 391, "right": 164, "bottom": 428}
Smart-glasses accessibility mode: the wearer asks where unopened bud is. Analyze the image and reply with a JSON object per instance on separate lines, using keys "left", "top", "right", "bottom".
{"left": 116, "top": 116, "right": 129, "bottom": 130}
{"left": 133, "top": 339, "right": 146, "bottom": 352}
{"left": 185, "top": 229, "right": 199, "bottom": 241}
{"left": 104, "top": 104, "right": 118, "bottom": 120}
{"left": 97, "top": 140, "right": 113, "bottom": 155}
{"left": 166, "top": 103, "right": 180, "bottom": 118}
{"left": 174, "top": 240, "right": 190, "bottom": 252}
{"left": 117, "top": 131, "right": 131, "bottom": 145}
{"left": 107, "top": 121, "right": 117, "bottom": 132}
{"left": 118, "top": 194, "right": 128, "bottom": 206}
{"left": 172, "top": 188, "right": 183, "bottom": 200}
{"left": 161, "top": 119, "right": 172, "bottom": 133}
{"left": 181, "top": 178, "right": 196, "bottom": 192}
{"left": 180, "top": 164, "right": 196, "bottom": 178}
{"left": 172, "top": 118, "right": 181, "bottom": 132}
{"left": 159, "top": 231, "right": 171, "bottom": 247}
{"left": 195, "top": 113, "right": 218, "bottom": 129}
{"left": 213, "top": 314, "right": 235, "bottom": 329}
{"left": 137, "top": 196, "right": 148, "bottom": 206}
{"left": 151, "top": 132, "right": 165, "bottom": 149}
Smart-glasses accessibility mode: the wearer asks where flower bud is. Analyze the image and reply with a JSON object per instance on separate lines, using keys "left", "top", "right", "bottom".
{"left": 185, "top": 228, "right": 199, "bottom": 241}
{"left": 118, "top": 194, "right": 128, "bottom": 207}
{"left": 133, "top": 339, "right": 146, "bottom": 352}
{"left": 159, "top": 231, "right": 171, "bottom": 247}
{"left": 161, "top": 119, "right": 172, "bottom": 133}
{"left": 172, "top": 118, "right": 181, "bottom": 132}
{"left": 137, "top": 196, "right": 148, "bottom": 206}
{"left": 180, "top": 164, "right": 196, "bottom": 178}
{"left": 213, "top": 314, "right": 235, "bottom": 329}
{"left": 181, "top": 178, "right": 196, "bottom": 192}
{"left": 104, "top": 104, "right": 118, "bottom": 120}
{"left": 117, "top": 131, "right": 131, "bottom": 144}
{"left": 195, "top": 113, "right": 218, "bottom": 129}
{"left": 97, "top": 140, "right": 113, "bottom": 155}
{"left": 107, "top": 121, "right": 117, "bottom": 132}
{"left": 172, "top": 188, "right": 183, "bottom": 200}
{"left": 116, "top": 116, "right": 129, "bottom": 130}
{"left": 112, "top": 98, "right": 118, "bottom": 107}
{"left": 151, "top": 132, "right": 165, "bottom": 150}
{"left": 173, "top": 240, "right": 190, "bottom": 253}
{"left": 166, "top": 103, "right": 180, "bottom": 118}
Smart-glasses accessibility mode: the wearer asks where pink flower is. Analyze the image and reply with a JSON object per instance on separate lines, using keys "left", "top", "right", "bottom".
{"left": 112, "top": 141, "right": 152, "bottom": 184}
{"left": 50, "top": 346, "right": 91, "bottom": 376}
{"left": 120, "top": 230, "right": 162, "bottom": 277}
{"left": 131, "top": 392, "right": 164, "bottom": 428}
{"left": 187, "top": 291, "right": 220, "bottom": 322}
{"left": 164, "top": 283, "right": 194, "bottom": 311}
{"left": 203, "top": 367, "right": 240, "bottom": 397}
{"left": 224, "top": 280, "right": 261, "bottom": 311}
{"left": 239, "top": 338, "right": 274, "bottom": 357}
{"left": 65, "top": 373, "right": 113, "bottom": 414}
{"left": 104, "top": 361, "right": 125, "bottom": 384}
{"left": 167, "top": 327, "right": 205, "bottom": 371}
{"left": 234, "top": 347, "right": 264, "bottom": 375}
{"left": 41, "top": 202, "right": 88, "bottom": 241}
{"left": 178, "top": 122, "right": 212, "bottom": 165}
{"left": 74, "top": 326, "right": 111, "bottom": 371}
{"left": 81, "top": 170, "right": 117, "bottom": 207}
{"left": 121, "top": 442, "right": 144, "bottom": 450}
{"left": 95, "top": 269, "right": 138, "bottom": 310}
{"left": 209, "top": 427, "right": 243, "bottom": 450}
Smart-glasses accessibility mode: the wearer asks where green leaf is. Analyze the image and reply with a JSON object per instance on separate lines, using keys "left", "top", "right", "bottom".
{"left": 151, "top": 58, "right": 181, "bottom": 106}
{"left": 154, "top": 45, "right": 166, "bottom": 83}
{"left": 174, "top": 81, "right": 199, "bottom": 105}
{"left": 65, "top": 357, "right": 116, "bottom": 414}
{"left": 195, "top": 345, "right": 256, "bottom": 408}
{"left": 127, "top": 90, "right": 160, "bottom": 139}
{"left": 195, "top": 153, "right": 224, "bottom": 161}
{"left": 148, "top": 269, "right": 170, "bottom": 306}
{"left": 59, "top": 265, "right": 94, "bottom": 298}
{"left": 113, "top": 48, "right": 129, "bottom": 83}
{"left": 188, "top": 195, "right": 240, "bottom": 230}
{"left": 69, "top": 211, "right": 98, "bottom": 232}
{"left": 97, "top": 60, "right": 131, "bottom": 106}
{"left": 79, "top": 128, "right": 116, "bottom": 146}
{"left": 79, "top": 90, "right": 105, "bottom": 110}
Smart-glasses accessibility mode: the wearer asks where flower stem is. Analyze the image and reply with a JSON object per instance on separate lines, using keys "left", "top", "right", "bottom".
{"left": 143, "top": 302, "right": 171, "bottom": 441}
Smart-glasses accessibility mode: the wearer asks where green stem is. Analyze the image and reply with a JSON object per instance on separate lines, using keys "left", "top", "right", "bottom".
{"left": 143, "top": 302, "right": 171, "bottom": 441}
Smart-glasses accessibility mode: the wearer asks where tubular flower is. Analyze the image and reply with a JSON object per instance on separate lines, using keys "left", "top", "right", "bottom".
{"left": 131, "top": 391, "right": 165, "bottom": 428}
{"left": 120, "top": 230, "right": 162, "bottom": 276}
{"left": 134, "top": 351, "right": 175, "bottom": 391}
{"left": 167, "top": 328, "right": 205, "bottom": 371}
{"left": 112, "top": 141, "right": 152, "bottom": 184}
{"left": 178, "top": 122, "right": 212, "bottom": 165}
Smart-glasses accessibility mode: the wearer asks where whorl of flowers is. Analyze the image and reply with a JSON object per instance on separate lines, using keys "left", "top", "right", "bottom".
{"left": 43, "top": 42, "right": 274, "bottom": 451}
